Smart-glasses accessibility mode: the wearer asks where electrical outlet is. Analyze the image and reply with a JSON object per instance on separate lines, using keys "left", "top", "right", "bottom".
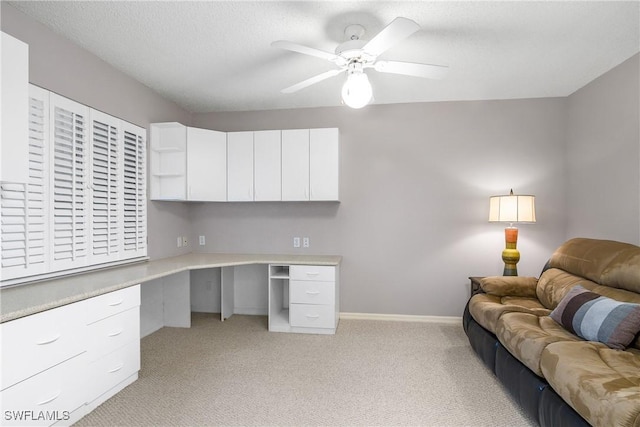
{"left": 182, "top": 236, "right": 188, "bottom": 247}
{"left": 177, "top": 237, "right": 182, "bottom": 248}
{"left": 303, "top": 237, "right": 310, "bottom": 248}
{"left": 199, "top": 235, "right": 206, "bottom": 246}
{"left": 293, "top": 237, "right": 301, "bottom": 248}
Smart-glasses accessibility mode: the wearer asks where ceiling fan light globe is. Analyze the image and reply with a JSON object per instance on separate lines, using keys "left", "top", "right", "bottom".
{"left": 341, "top": 72, "right": 372, "bottom": 109}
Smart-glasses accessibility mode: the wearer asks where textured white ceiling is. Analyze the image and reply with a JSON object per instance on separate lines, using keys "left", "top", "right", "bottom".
{"left": 8, "top": 1, "right": 640, "bottom": 113}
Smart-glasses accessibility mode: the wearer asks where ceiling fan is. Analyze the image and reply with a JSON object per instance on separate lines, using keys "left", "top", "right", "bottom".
{"left": 271, "top": 17, "right": 449, "bottom": 109}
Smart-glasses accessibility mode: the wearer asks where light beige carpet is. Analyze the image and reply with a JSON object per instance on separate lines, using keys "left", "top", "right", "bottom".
{"left": 76, "top": 313, "right": 535, "bottom": 426}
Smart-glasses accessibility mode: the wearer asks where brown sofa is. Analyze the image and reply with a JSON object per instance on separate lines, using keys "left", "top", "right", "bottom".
{"left": 467, "top": 238, "right": 640, "bottom": 427}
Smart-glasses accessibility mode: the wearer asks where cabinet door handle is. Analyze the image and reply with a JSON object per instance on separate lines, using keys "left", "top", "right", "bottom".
{"left": 305, "top": 314, "right": 320, "bottom": 319}
{"left": 108, "top": 329, "right": 123, "bottom": 337}
{"left": 109, "top": 363, "right": 124, "bottom": 373}
{"left": 38, "top": 391, "right": 61, "bottom": 405}
{"left": 305, "top": 291, "right": 320, "bottom": 295}
{"left": 108, "top": 299, "right": 124, "bottom": 306}
{"left": 36, "top": 335, "right": 61, "bottom": 345}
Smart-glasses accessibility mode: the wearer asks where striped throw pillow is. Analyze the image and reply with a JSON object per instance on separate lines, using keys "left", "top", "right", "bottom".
{"left": 550, "top": 285, "right": 640, "bottom": 350}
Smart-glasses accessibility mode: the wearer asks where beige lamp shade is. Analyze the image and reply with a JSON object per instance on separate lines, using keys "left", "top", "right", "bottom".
{"left": 488, "top": 189, "right": 536, "bottom": 224}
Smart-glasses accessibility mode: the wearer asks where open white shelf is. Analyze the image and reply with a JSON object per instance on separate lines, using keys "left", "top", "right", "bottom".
{"left": 150, "top": 123, "right": 187, "bottom": 200}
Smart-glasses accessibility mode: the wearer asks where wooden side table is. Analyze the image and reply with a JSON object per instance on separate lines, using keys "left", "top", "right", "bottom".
{"left": 469, "top": 276, "right": 485, "bottom": 297}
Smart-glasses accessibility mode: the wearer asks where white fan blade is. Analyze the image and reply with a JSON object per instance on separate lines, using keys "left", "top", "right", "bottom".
{"left": 362, "top": 17, "right": 420, "bottom": 57}
{"left": 374, "top": 60, "right": 449, "bottom": 79}
{"left": 272, "top": 40, "right": 344, "bottom": 65}
{"left": 282, "top": 69, "right": 345, "bottom": 94}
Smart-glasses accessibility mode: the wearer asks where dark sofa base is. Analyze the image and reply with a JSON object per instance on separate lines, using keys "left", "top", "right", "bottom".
{"left": 463, "top": 301, "right": 590, "bottom": 427}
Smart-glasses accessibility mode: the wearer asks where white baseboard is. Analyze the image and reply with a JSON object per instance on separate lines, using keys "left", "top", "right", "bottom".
{"left": 340, "top": 312, "right": 462, "bottom": 324}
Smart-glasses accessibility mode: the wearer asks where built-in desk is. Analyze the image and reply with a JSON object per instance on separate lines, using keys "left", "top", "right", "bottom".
{"left": 0, "top": 253, "right": 342, "bottom": 331}
{"left": 0, "top": 254, "right": 340, "bottom": 425}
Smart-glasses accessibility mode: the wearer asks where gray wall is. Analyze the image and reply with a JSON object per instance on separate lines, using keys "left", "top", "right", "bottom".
{"left": 566, "top": 54, "right": 640, "bottom": 245}
{"left": 1, "top": 3, "right": 194, "bottom": 260}
{"left": 191, "top": 99, "right": 569, "bottom": 316}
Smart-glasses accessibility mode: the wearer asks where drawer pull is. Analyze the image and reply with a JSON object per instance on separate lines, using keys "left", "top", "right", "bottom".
{"left": 108, "top": 329, "right": 123, "bottom": 337}
{"left": 108, "top": 299, "right": 124, "bottom": 307}
{"left": 36, "top": 335, "right": 61, "bottom": 345}
{"left": 305, "top": 291, "right": 320, "bottom": 295}
{"left": 305, "top": 314, "right": 320, "bottom": 319}
{"left": 306, "top": 272, "right": 320, "bottom": 276}
{"left": 109, "top": 363, "right": 124, "bottom": 373}
{"left": 38, "top": 391, "right": 61, "bottom": 405}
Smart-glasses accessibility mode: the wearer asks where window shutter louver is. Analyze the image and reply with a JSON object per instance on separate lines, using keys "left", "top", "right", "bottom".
{"left": 122, "top": 122, "right": 147, "bottom": 258}
{"left": 50, "top": 94, "right": 89, "bottom": 271}
{"left": 0, "top": 86, "right": 49, "bottom": 280}
{"left": 89, "top": 110, "right": 122, "bottom": 263}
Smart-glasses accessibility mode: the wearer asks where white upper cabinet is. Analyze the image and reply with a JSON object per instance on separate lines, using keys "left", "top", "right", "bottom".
{"left": 310, "top": 128, "right": 339, "bottom": 201}
{"left": 149, "top": 124, "right": 339, "bottom": 203}
{"left": 227, "top": 131, "right": 254, "bottom": 201}
{"left": 254, "top": 130, "right": 281, "bottom": 201}
{"left": 1, "top": 32, "right": 29, "bottom": 184}
{"left": 282, "top": 129, "right": 310, "bottom": 201}
{"left": 187, "top": 127, "right": 227, "bottom": 201}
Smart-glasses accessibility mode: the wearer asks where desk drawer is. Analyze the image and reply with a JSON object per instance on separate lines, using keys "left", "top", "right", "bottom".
{"left": 1, "top": 302, "right": 86, "bottom": 390}
{"left": 290, "top": 265, "right": 335, "bottom": 282}
{"left": 290, "top": 303, "right": 335, "bottom": 329}
{"left": 86, "top": 285, "right": 140, "bottom": 325}
{"left": 87, "top": 307, "right": 140, "bottom": 362}
{"left": 290, "top": 281, "right": 334, "bottom": 305}
{"left": 1, "top": 353, "right": 87, "bottom": 427}
{"left": 86, "top": 340, "right": 140, "bottom": 404}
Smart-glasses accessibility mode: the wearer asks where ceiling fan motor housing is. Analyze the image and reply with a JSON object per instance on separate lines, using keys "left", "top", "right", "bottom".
{"left": 335, "top": 24, "right": 374, "bottom": 62}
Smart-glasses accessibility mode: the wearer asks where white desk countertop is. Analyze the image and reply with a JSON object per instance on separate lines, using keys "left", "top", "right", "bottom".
{"left": 0, "top": 253, "right": 342, "bottom": 323}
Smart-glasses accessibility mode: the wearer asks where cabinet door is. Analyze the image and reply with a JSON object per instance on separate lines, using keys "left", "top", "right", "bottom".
{"left": 254, "top": 130, "right": 281, "bottom": 201}
{"left": 187, "top": 127, "right": 226, "bottom": 201}
{"left": 227, "top": 131, "right": 254, "bottom": 201}
{"left": 49, "top": 93, "right": 90, "bottom": 272}
{"left": 1, "top": 32, "right": 29, "bottom": 183}
{"left": 89, "top": 110, "right": 122, "bottom": 265}
{"left": 1, "top": 85, "right": 50, "bottom": 281}
{"left": 281, "top": 129, "right": 310, "bottom": 201}
{"left": 310, "top": 128, "right": 339, "bottom": 201}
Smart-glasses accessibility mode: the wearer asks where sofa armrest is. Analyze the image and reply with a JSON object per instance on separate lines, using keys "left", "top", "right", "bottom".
{"left": 480, "top": 276, "right": 538, "bottom": 298}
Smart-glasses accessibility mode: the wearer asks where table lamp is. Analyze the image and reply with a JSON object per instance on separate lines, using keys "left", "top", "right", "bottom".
{"left": 489, "top": 189, "right": 536, "bottom": 276}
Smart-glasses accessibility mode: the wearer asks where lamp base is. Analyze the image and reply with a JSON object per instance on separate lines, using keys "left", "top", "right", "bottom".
{"left": 502, "top": 227, "right": 520, "bottom": 276}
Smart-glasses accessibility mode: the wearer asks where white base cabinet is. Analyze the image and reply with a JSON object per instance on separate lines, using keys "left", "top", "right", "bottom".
{"left": 0, "top": 285, "right": 141, "bottom": 427}
{"left": 268, "top": 264, "right": 339, "bottom": 334}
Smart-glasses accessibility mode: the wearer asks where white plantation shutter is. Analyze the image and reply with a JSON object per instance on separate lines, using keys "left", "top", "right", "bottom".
{"left": 121, "top": 122, "right": 147, "bottom": 258}
{"left": 1, "top": 86, "right": 147, "bottom": 285}
{"left": 49, "top": 94, "right": 89, "bottom": 272}
{"left": 89, "top": 110, "right": 122, "bottom": 263}
{"left": 0, "top": 86, "right": 50, "bottom": 280}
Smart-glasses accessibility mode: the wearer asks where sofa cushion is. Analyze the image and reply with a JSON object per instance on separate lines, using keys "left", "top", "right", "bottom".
{"left": 496, "top": 312, "right": 581, "bottom": 377}
{"left": 480, "top": 276, "right": 538, "bottom": 298}
{"left": 548, "top": 238, "right": 640, "bottom": 294}
{"left": 469, "top": 293, "right": 550, "bottom": 334}
{"left": 540, "top": 341, "right": 640, "bottom": 427}
{"left": 550, "top": 285, "right": 640, "bottom": 350}
{"left": 537, "top": 268, "right": 640, "bottom": 350}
